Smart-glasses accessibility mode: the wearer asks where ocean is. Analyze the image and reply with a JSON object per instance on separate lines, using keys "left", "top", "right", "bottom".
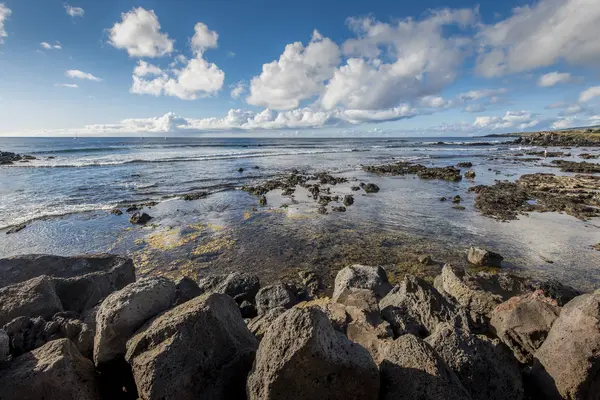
{"left": 1, "top": 136, "right": 599, "bottom": 290}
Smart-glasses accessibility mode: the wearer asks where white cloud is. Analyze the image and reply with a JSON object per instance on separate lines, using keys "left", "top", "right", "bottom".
{"left": 473, "top": 110, "right": 541, "bottom": 130}
{"left": 458, "top": 88, "right": 507, "bottom": 102}
{"left": 476, "top": 0, "right": 600, "bottom": 77}
{"left": 133, "top": 60, "right": 162, "bottom": 77}
{"left": 230, "top": 81, "right": 246, "bottom": 99}
{"left": 579, "top": 85, "right": 600, "bottom": 103}
{"left": 40, "top": 42, "right": 62, "bottom": 50}
{"left": 537, "top": 72, "right": 572, "bottom": 87}
{"left": 190, "top": 22, "right": 218, "bottom": 55}
{"left": 0, "top": 3, "right": 11, "bottom": 44}
{"left": 227, "top": 51, "right": 236, "bottom": 58}
{"left": 551, "top": 116, "right": 579, "bottom": 130}
{"left": 66, "top": 70, "right": 102, "bottom": 81}
{"left": 464, "top": 104, "right": 486, "bottom": 113}
{"left": 129, "top": 30, "right": 224, "bottom": 99}
{"left": 321, "top": 9, "right": 477, "bottom": 110}
{"left": 65, "top": 5, "right": 84, "bottom": 18}
{"left": 108, "top": 8, "right": 174, "bottom": 58}
{"left": 54, "top": 83, "right": 78, "bottom": 88}
{"left": 247, "top": 30, "right": 341, "bottom": 110}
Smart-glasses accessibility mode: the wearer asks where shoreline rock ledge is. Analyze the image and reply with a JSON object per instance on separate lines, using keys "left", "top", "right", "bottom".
{"left": 0, "top": 253, "right": 598, "bottom": 400}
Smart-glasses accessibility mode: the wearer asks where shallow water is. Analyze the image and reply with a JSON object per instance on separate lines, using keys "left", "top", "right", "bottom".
{"left": 1, "top": 137, "right": 599, "bottom": 290}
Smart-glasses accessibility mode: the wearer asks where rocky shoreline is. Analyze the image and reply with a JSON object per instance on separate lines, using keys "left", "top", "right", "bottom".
{"left": 0, "top": 251, "right": 598, "bottom": 400}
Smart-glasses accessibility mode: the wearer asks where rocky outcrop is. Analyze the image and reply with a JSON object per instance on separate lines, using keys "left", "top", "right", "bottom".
{"left": 490, "top": 291, "right": 560, "bottom": 363}
{"left": 255, "top": 282, "right": 298, "bottom": 315}
{"left": 3, "top": 313, "right": 94, "bottom": 358}
{"left": 467, "top": 247, "right": 503, "bottom": 267}
{"left": 0, "top": 338, "right": 100, "bottom": 400}
{"left": 93, "top": 277, "right": 176, "bottom": 365}
{"left": 196, "top": 272, "right": 260, "bottom": 304}
{"left": 247, "top": 307, "right": 380, "bottom": 400}
{"left": 172, "top": 276, "right": 202, "bottom": 305}
{"left": 534, "top": 293, "right": 600, "bottom": 400}
{"left": 0, "top": 275, "right": 63, "bottom": 326}
{"left": 247, "top": 306, "right": 287, "bottom": 340}
{"left": 426, "top": 324, "right": 524, "bottom": 400}
{"left": 0, "top": 328, "right": 8, "bottom": 362}
{"left": 379, "top": 276, "right": 470, "bottom": 338}
{"left": 125, "top": 293, "right": 258, "bottom": 400}
{"left": 379, "top": 334, "right": 471, "bottom": 400}
{"left": 0, "top": 254, "right": 135, "bottom": 314}
{"left": 332, "top": 264, "right": 392, "bottom": 301}
{"left": 439, "top": 265, "right": 529, "bottom": 320}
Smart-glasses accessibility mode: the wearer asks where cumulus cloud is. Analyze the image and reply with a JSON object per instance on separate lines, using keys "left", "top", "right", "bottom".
{"left": 464, "top": 104, "right": 486, "bottom": 113}
{"left": 230, "top": 81, "right": 246, "bottom": 99}
{"left": 247, "top": 30, "right": 341, "bottom": 110}
{"left": 190, "top": 22, "right": 218, "bottom": 55}
{"left": 458, "top": 88, "right": 507, "bottom": 101}
{"left": 537, "top": 72, "right": 573, "bottom": 87}
{"left": 473, "top": 110, "right": 541, "bottom": 131}
{"left": 41, "top": 41, "right": 62, "bottom": 50}
{"left": 579, "top": 85, "right": 600, "bottom": 103}
{"left": 54, "top": 83, "right": 78, "bottom": 88}
{"left": 65, "top": 5, "right": 84, "bottom": 18}
{"left": 476, "top": 0, "right": 600, "bottom": 77}
{"left": 108, "top": 8, "right": 174, "bottom": 58}
{"left": 66, "top": 70, "right": 102, "bottom": 81}
{"left": 129, "top": 25, "right": 224, "bottom": 100}
{"left": 0, "top": 3, "right": 11, "bottom": 44}
{"left": 320, "top": 9, "right": 477, "bottom": 110}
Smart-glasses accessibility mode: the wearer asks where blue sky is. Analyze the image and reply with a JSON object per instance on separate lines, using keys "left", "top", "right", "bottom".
{"left": 0, "top": 0, "right": 599, "bottom": 136}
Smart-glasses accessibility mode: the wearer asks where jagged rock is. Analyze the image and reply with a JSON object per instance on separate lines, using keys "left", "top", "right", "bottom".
{"left": 0, "top": 275, "right": 63, "bottom": 326}
{"left": 332, "top": 264, "right": 392, "bottom": 301}
{"left": 467, "top": 247, "right": 504, "bottom": 267}
{"left": 0, "top": 329, "right": 9, "bottom": 362}
{"left": 196, "top": 272, "right": 260, "bottom": 304}
{"left": 296, "top": 298, "right": 350, "bottom": 333}
{"left": 346, "top": 317, "right": 393, "bottom": 363}
{"left": 426, "top": 323, "right": 524, "bottom": 400}
{"left": 93, "top": 277, "right": 176, "bottom": 365}
{"left": 0, "top": 339, "right": 100, "bottom": 400}
{"left": 380, "top": 276, "right": 470, "bottom": 338}
{"left": 239, "top": 300, "right": 257, "bottom": 318}
{"left": 465, "top": 170, "right": 476, "bottom": 179}
{"left": 298, "top": 269, "right": 322, "bottom": 298}
{"left": 0, "top": 254, "right": 135, "bottom": 314}
{"left": 440, "top": 264, "right": 529, "bottom": 319}
{"left": 125, "top": 294, "right": 258, "bottom": 400}
{"left": 490, "top": 291, "right": 560, "bottom": 364}
{"left": 247, "top": 306, "right": 287, "bottom": 340}
{"left": 360, "top": 182, "right": 380, "bottom": 193}
{"left": 335, "top": 288, "right": 380, "bottom": 324}
{"left": 247, "top": 307, "right": 380, "bottom": 400}
{"left": 534, "top": 293, "right": 600, "bottom": 400}
{"left": 343, "top": 195, "right": 354, "bottom": 206}
{"left": 379, "top": 334, "right": 471, "bottom": 400}
{"left": 173, "top": 276, "right": 202, "bottom": 305}
{"left": 530, "top": 279, "right": 581, "bottom": 306}
{"left": 255, "top": 283, "right": 298, "bottom": 315}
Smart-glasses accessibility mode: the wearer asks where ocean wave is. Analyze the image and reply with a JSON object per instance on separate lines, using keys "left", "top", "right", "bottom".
{"left": 0, "top": 203, "right": 117, "bottom": 230}
{"left": 7, "top": 148, "right": 358, "bottom": 168}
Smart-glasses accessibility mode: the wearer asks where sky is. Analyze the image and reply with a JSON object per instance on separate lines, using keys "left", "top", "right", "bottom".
{"left": 0, "top": 0, "right": 599, "bottom": 137}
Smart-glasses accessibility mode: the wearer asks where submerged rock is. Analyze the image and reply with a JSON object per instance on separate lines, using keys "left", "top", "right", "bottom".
{"left": 126, "top": 293, "right": 258, "bottom": 400}
{"left": 5, "top": 223, "right": 26, "bottom": 234}
{"left": 379, "top": 334, "right": 471, "bottom": 400}
{"left": 464, "top": 170, "right": 476, "bottom": 179}
{"left": 534, "top": 293, "right": 600, "bottom": 400}
{"left": 181, "top": 191, "right": 208, "bottom": 201}
{"left": 343, "top": 194, "right": 354, "bottom": 206}
{"left": 360, "top": 182, "right": 380, "bottom": 193}
{"left": 247, "top": 307, "right": 380, "bottom": 400}
{"left": 0, "top": 338, "right": 100, "bottom": 400}
{"left": 129, "top": 212, "right": 152, "bottom": 224}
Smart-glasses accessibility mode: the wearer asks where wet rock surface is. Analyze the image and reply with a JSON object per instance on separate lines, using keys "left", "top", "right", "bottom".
{"left": 470, "top": 173, "right": 600, "bottom": 221}
{"left": 364, "top": 162, "right": 463, "bottom": 181}
{"left": 550, "top": 159, "right": 600, "bottom": 173}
